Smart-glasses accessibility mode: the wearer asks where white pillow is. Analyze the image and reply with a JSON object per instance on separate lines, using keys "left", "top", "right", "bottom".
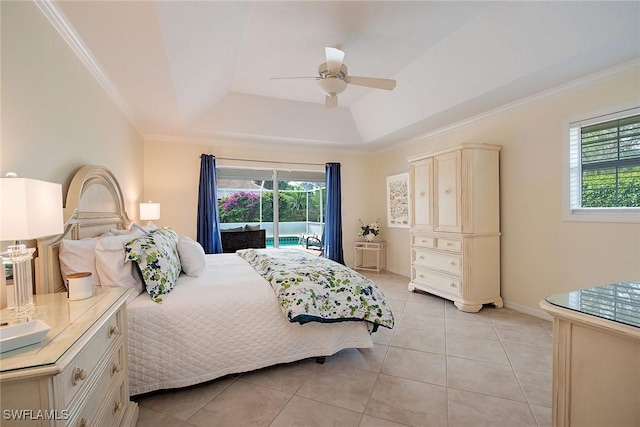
{"left": 95, "top": 230, "right": 146, "bottom": 294}
{"left": 177, "top": 236, "right": 206, "bottom": 277}
{"left": 138, "top": 223, "right": 159, "bottom": 233}
{"left": 109, "top": 222, "right": 156, "bottom": 236}
{"left": 109, "top": 227, "right": 132, "bottom": 236}
{"left": 59, "top": 237, "right": 101, "bottom": 287}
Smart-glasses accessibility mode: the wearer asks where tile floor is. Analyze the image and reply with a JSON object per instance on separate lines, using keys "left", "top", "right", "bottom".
{"left": 133, "top": 270, "right": 553, "bottom": 427}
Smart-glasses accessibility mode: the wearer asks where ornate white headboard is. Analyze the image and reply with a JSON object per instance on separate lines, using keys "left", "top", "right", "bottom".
{"left": 35, "top": 165, "right": 132, "bottom": 294}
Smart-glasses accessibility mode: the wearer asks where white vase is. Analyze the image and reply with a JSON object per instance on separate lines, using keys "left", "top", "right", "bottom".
{"left": 364, "top": 233, "right": 375, "bottom": 242}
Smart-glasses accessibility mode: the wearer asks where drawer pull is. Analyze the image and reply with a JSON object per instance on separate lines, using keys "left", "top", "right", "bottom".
{"left": 113, "top": 401, "right": 123, "bottom": 415}
{"left": 72, "top": 367, "right": 88, "bottom": 386}
{"left": 418, "top": 255, "right": 424, "bottom": 259}
{"left": 449, "top": 260, "right": 457, "bottom": 266}
{"left": 418, "top": 274, "right": 424, "bottom": 279}
{"left": 449, "top": 282, "right": 457, "bottom": 288}
{"left": 110, "top": 362, "right": 122, "bottom": 376}
{"left": 78, "top": 418, "right": 87, "bottom": 427}
{"left": 445, "top": 242, "right": 452, "bottom": 247}
{"left": 419, "top": 191, "right": 425, "bottom": 197}
{"left": 108, "top": 325, "right": 119, "bottom": 338}
{"left": 421, "top": 239, "right": 428, "bottom": 243}
{"left": 444, "top": 188, "right": 452, "bottom": 194}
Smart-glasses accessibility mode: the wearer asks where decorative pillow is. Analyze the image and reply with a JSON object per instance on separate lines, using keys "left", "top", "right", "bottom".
{"left": 95, "top": 230, "right": 146, "bottom": 293}
{"left": 177, "top": 236, "right": 206, "bottom": 277}
{"left": 59, "top": 237, "right": 102, "bottom": 288}
{"left": 125, "top": 228, "right": 181, "bottom": 303}
{"left": 244, "top": 224, "right": 260, "bottom": 231}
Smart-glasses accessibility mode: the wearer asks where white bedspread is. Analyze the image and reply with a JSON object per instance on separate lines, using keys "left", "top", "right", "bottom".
{"left": 126, "top": 253, "right": 374, "bottom": 396}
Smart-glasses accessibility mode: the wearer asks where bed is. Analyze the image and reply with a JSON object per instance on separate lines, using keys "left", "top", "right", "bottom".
{"left": 35, "top": 165, "right": 394, "bottom": 396}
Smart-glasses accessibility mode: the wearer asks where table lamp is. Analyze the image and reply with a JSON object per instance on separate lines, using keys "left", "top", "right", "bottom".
{"left": 139, "top": 201, "right": 160, "bottom": 225}
{"left": 0, "top": 174, "right": 63, "bottom": 319}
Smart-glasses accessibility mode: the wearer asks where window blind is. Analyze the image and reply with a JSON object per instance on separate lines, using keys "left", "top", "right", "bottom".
{"left": 579, "top": 113, "right": 640, "bottom": 208}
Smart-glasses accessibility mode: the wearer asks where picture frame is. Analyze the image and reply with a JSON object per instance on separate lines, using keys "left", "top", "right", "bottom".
{"left": 386, "top": 172, "right": 409, "bottom": 228}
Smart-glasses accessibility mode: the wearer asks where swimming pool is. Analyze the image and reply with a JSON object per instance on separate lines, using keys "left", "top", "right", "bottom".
{"left": 265, "top": 236, "right": 301, "bottom": 247}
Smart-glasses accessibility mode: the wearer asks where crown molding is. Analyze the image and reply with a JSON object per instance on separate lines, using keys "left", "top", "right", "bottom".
{"left": 34, "top": 0, "right": 145, "bottom": 137}
{"left": 144, "top": 131, "right": 370, "bottom": 155}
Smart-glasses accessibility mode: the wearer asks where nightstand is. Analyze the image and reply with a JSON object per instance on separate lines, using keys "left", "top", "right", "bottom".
{"left": 354, "top": 241, "right": 386, "bottom": 272}
{"left": 0, "top": 288, "right": 138, "bottom": 426}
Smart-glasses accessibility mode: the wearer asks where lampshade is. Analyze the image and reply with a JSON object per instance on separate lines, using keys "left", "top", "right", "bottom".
{"left": 317, "top": 78, "right": 347, "bottom": 97}
{"left": 140, "top": 202, "right": 160, "bottom": 221}
{"left": 0, "top": 176, "right": 63, "bottom": 241}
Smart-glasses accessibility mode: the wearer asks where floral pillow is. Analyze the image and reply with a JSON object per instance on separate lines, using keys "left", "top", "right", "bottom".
{"left": 125, "top": 228, "right": 181, "bottom": 303}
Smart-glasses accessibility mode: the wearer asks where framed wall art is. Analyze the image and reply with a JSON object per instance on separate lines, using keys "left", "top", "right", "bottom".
{"left": 386, "top": 172, "right": 409, "bottom": 228}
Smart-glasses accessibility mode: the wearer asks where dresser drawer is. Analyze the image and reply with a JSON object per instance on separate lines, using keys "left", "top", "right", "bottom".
{"left": 413, "top": 267, "right": 462, "bottom": 297}
{"left": 412, "top": 234, "right": 435, "bottom": 248}
{"left": 435, "top": 237, "right": 461, "bottom": 252}
{"left": 60, "top": 312, "right": 123, "bottom": 408}
{"left": 413, "top": 248, "right": 462, "bottom": 275}
{"left": 69, "top": 346, "right": 125, "bottom": 427}
{"left": 102, "top": 380, "right": 128, "bottom": 427}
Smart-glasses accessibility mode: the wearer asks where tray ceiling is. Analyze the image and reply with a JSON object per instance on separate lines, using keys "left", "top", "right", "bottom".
{"left": 41, "top": 1, "right": 640, "bottom": 150}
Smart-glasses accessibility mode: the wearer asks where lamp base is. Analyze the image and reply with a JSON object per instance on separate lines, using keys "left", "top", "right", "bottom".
{"left": 2, "top": 244, "right": 36, "bottom": 321}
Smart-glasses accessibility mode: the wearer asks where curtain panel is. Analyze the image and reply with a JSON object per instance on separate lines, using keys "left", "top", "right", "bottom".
{"left": 197, "top": 154, "right": 223, "bottom": 254}
{"left": 323, "top": 162, "right": 344, "bottom": 264}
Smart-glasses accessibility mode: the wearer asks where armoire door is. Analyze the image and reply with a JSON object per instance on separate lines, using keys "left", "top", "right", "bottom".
{"left": 435, "top": 151, "right": 461, "bottom": 232}
{"left": 410, "top": 158, "right": 433, "bottom": 230}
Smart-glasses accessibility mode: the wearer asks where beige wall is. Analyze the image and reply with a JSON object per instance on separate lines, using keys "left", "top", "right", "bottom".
{"left": 144, "top": 138, "right": 373, "bottom": 267}
{"left": 1, "top": 2, "right": 144, "bottom": 217}
{"left": 370, "top": 71, "right": 640, "bottom": 313}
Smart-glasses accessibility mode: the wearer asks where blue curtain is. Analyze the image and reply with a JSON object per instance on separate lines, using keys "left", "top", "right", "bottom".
{"left": 197, "top": 154, "right": 223, "bottom": 254}
{"left": 323, "top": 162, "right": 344, "bottom": 264}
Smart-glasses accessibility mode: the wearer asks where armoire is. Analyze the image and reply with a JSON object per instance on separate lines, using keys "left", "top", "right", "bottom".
{"left": 407, "top": 144, "right": 502, "bottom": 312}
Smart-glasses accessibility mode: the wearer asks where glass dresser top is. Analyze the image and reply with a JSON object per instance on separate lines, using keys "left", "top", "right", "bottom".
{"left": 545, "top": 280, "right": 640, "bottom": 329}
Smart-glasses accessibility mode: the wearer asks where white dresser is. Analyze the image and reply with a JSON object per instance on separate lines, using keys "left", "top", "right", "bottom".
{"left": 407, "top": 144, "right": 502, "bottom": 312}
{"left": 541, "top": 281, "right": 640, "bottom": 427}
{"left": 1, "top": 288, "right": 138, "bottom": 426}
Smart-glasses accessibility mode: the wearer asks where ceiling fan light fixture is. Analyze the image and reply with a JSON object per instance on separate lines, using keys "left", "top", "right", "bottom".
{"left": 317, "top": 77, "right": 347, "bottom": 97}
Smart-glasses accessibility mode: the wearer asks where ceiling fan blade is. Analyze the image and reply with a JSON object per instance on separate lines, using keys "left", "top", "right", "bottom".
{"left": 270, "top": 76, "right": 318, "bottom": 80}
{"left": 325, "top": 47, "right": 345, "bottom": 75}
{"left": 345, "top": 76, "right": 396, "bottom": 90}
{"left": 325, "top": 95, "right": 338, "bottom": 109}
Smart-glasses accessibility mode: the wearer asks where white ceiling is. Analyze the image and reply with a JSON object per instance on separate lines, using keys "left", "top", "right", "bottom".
{"left": 47, "top": 1, "right": 640, "bottom": 150}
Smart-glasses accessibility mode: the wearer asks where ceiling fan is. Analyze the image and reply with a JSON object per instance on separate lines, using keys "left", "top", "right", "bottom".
{"left": 272, "top": 47, "right": 396, "bottom": 108}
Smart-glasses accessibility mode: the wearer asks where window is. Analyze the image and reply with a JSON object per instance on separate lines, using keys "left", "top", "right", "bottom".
{"left": 564, "top": 105, "right": 640, "bottom": 222}
{"left": 216, "top": 167, "right": 325, "bottom": 247}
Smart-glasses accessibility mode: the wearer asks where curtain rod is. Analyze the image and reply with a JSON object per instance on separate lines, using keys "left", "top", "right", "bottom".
{"left": 201, "top": 154, "right": 325, "bottom": 167}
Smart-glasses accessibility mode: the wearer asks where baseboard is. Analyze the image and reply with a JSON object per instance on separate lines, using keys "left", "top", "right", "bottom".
{"left": 503, "top": 299, "right": 553, "bottom": 321}
{"left": 375, "top": 269, "right": 554, "bottom": 322}
{"left": 383, "top": 266, "right": 410, "bottom": 277}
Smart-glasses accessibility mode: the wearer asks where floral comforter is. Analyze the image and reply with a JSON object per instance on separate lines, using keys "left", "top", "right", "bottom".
{"left": 237, "top": 249, "right": 394, "bottom": 331}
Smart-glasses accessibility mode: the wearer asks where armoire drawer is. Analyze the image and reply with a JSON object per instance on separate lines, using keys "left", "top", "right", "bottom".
{"left": 412, "top": 234, "right": 435, "bottom": 248}
{"left": 413, "top": 248, "right": 462, "bottom": 275}
{"left": 413, "top": 267, "right": 462, "bottom": 297}
{"left": 60, "top": 312, "right": 123, "bottom": 408}
{"left": 435, "top": 237, "right": 461, "bottom": 252}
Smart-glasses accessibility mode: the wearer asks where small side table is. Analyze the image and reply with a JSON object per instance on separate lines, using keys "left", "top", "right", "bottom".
{"left": 354, "top": 241, "right": 386, "bottom": 272}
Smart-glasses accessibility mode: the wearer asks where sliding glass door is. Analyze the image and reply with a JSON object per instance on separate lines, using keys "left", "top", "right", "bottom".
{"left": 216, "top": 168, "right": 325, "bottom": 248}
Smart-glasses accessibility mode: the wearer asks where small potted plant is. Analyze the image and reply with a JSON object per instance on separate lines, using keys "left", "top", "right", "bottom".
{"left": 359, "top": 219, "right": 380, "bottom": 242}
